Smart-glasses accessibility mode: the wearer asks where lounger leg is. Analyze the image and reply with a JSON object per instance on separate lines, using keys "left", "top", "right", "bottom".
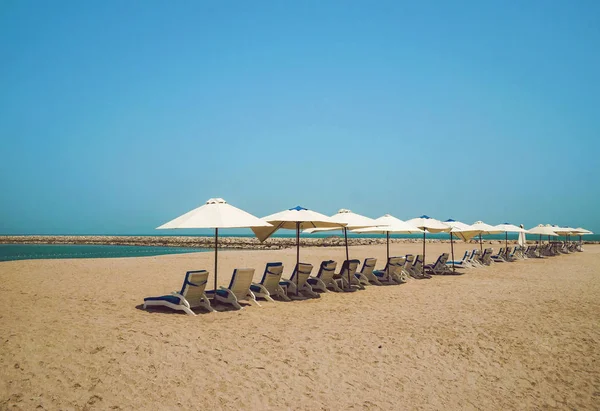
{"left": 276, "top": 285, "right": 291, "bottom": 301}
{"left": 248, "top": 291, "right": 261, "bottom": 307}
{"left": 201, "top": 293, "right": 216, "bottom": 312}
{"left": 181, "top": 305, "right": 197, "bottom": 316}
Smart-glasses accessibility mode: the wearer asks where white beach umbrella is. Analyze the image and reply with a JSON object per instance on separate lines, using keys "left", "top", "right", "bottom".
{"left": 494, "top": 223, "right": 528, "bottom": 256}
{"left": 252, "top": 206, "right": 345, "bottom": 290}
{"left": 573, "top": 227, "right": 593, "bottom": 246}
{"left": 552, "top": 225, "right": 578, "bottom": 246}
{"left": 157, "top": 198, "right": 272, "bottom": 294}
{"left": 353, "top": 215, "right": 423, "bottom": 280}
{"left": 443, "top": 219, "right": 476, "bottom": 272}
{"left": 527, "top": 224, "right": 559, "bottom": 244}
{"left": 468, "top": 220, "right": 503, "bottom": 251}
{"left": 406, "top": 215, "right": 450, "bottom": 271}
{"left": 304, "top": 209, "right": 376, "bottom": 262}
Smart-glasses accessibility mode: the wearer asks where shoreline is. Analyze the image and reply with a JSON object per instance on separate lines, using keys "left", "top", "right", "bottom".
{"left": 1, "top": 235, "right": 596, "bottom": 250}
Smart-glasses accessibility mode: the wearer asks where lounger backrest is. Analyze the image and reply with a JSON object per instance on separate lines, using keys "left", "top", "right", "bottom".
{"left": 317, "top": 260, "right": 337, "bottom": 282}
{"left": 437, "top": 253, "right": 449, "bottom": 268}
{"left": 339, "top": 259, "right": 360, "bottom": 277}
{"left": 412, "top": 255, "right": 423, "bottom": 272}
{"left": 260, "top": 262, "right": 284, "bottom": 292}
{"left": 469, "top": 249, "right": 477, "bottom": 261}
{"left": 360, "top": 258, "right": 377, "bottom": 276}
{"left": 180, "top": 270, "right": 210, "bottom": 306}
{"left": 228, "top": 268, "right": 255, "bottom": 298}
{"left": 289, "top": 263, "right": 313, "bottom": 287}
{"left": 402, "top": 255, "right": 414, "bottom": 270}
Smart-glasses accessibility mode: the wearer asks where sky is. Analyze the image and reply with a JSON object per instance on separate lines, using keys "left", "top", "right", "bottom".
{"left": 0, "top": 0, "right": 599, "bottom": 235}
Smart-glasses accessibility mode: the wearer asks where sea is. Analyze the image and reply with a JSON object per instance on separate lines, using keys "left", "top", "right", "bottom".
{"left": 0, "top": 232, "right": 595, "bottom": 262}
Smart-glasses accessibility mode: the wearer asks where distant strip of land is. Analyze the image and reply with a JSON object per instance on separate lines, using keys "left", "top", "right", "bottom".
{"left": 0, "top": 235, "right": 596, "bottom": 250}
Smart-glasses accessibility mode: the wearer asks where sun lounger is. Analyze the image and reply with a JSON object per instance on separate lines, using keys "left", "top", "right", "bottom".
{"left": 205, "top": 268, "right": 258, "bottom": 310}
{"left": 334, "top": 259, "right": 362, "bottom": 290}
{"left": 250, "top": 262, "right": 290, "bottom": 302}
{"left": 491, "top": 248, "right": 506, "bottom": 262}
{"left": 354, "top": 258, "right": 377, "bottom": 286}
{"left": 410, "top": 254, "right": 430, "bottom": 278}
{"left": 480, "top": 248, "right": 493, "bottom": 265}
{"left": 447, "top": 250, "right": 471, "bottom": 268}
{"left": 280, "top": 263, "right": 318, "bottom": 298}
{"left": 307, "top": 260, "right": 342, "bottom": 292}
{"left": 144, "top": 270, "right": 215, "bottom": 316}
{"left": 425, "top": 253, "right": 453, "bottom": 275}
{"left": 373, "top": 256, "right": 405, "bottom": 284}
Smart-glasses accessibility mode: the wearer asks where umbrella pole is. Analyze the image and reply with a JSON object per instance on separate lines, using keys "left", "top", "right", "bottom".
{"left": 386, "top": 232, "right": 390, "bottom": 280}
{"left": 539, "top": 234, "right": 541, "bottom": 245}
{"left": 344, "top": 227, "right": 351, "bottom": 289}
{"left": 479, "top": 234, "right": 483, "bottom": 252}
{"left": 505, "top": 232, "right": 508, "bottom": 258}
{"left": 296, "top": 222, "right": 300, "bottom": 293}
{"left": 214, "top": 228, "right": 218, "bottom": 294}
{"left": 450, "top": 232, "right": 455, "bottom": 273}
{"left": 422, "top": 231, "right": 426, "bottom": 274}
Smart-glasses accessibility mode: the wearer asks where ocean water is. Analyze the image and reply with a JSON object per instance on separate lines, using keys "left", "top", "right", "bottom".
{"left": 1, "top": 232, "right": 594, "bottom": 262}
{"left": 0, "top": 244, "right": 210, "bottom": 262}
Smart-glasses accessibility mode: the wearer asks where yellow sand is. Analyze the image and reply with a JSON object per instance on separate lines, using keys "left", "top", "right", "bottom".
{"left": 1, "top": 243, "right": 599, "bottom": 410}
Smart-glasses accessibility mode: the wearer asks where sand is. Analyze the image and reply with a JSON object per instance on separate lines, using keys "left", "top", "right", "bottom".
{"left": 1, "top": 242, "right": 599, "bottom": 410}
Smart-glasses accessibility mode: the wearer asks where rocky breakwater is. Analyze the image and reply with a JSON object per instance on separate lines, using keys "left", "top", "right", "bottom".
{"left": 0, "top": 235, "right": 447, "bottom": 250}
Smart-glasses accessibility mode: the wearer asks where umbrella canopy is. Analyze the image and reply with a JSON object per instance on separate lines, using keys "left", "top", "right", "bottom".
{"left": 528, "top": 224, "right": 559, "bottom": 245}
{"left": 406, "top": 215, "right": 450, "bottom": 272}
{"left": 352, "top": 214, "right": 423, "bottom": 235}
{"left": 252, "top": 206, "right": 342, "bottom": 241}
{"left": 527, "top": 224, "right": 559, "bottom": 236}
{"left": 353, "top": 215, "right": 423, "bottom": 281}
{"left": 252, "top": 206, "right": 345, "bottom": 290}
{"left": 303, "top": 209, "right": 376, "bottom": 262}
{"left": 552, "top": 226, "right": 577, "bottom": 235}
{"left": 574, "top": 227, "right": 593, "bottom": 235}
{"left": 157, "top": 198, "right": 272, "bottom": 295}
{"left": 443, "top": 219, "right": 480, "bottom": 241}
{"left": 494, "top": 223, "right": 528, "bottom": 233}
{"left": 303, "top": 208, "right": 375, "bottom": 233}
{"left": 407, "top": 215, "right": 450, "bottom": 233}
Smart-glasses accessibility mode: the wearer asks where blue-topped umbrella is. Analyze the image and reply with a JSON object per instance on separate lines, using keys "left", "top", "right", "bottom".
{"left": 252, "top": 206, "right": 345, "bottom": 291}
{"left": 407, "top": 215, "right": 450, "bottom": 272}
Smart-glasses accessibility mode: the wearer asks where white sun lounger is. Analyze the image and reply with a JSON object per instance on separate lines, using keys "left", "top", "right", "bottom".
{"left": 250, "top": 262, "right": 290, "bottom": 302}
{"left": 143, "top": 270, "right": 215, "bottom": 316}
{"left": 334, "top": 259, "right": 362, "bottom": 290}
{"left": 354, "top": 258, "right": 377, "bottom": 286}
{"left": 373, "top": 256, "right": 405, "bottom": 285}
{"left": 205, "top": 268, "right": 258, "bottom": 310}
{"left": 280, "top": 263, "right": 318, "bottom": 298}
{"left": 307, "top": 260, "right": 341, "bottom": 292}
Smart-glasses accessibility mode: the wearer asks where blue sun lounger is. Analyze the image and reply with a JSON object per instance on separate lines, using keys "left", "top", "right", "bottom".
{"left": 280, "top": 263, "right": 317, "bottom": 298}
{"left": 205, "top": 268, "right": 258, "bottom": 310}
{"left": 307, "top": 260, "right": 341, "bottom": 292}
{"left": 250, "top": 262, "right": 289, "bottom": 302}
{"left": 143, "top": 270, "right": 215, "bottom": 316}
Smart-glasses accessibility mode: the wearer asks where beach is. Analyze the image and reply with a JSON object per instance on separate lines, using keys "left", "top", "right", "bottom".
{"left": 1, "top": 243, "right": 599, "bottom": 410}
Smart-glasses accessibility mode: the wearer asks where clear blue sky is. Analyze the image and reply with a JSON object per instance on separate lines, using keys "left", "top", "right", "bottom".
{"left": 1, "top": 0, "right": 599, "bottom": 235}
